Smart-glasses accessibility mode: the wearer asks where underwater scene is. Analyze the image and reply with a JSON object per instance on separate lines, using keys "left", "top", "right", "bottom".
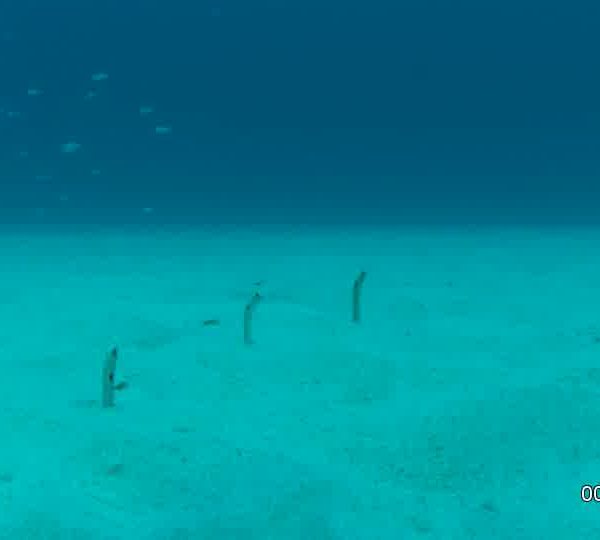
{"left": 1, "top": 1, "right": 600, "bottom": 538}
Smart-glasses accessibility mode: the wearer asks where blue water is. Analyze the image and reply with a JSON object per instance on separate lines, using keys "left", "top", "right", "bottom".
{"left": 2, "top": 4, "right": 600, "bottom": 537}
{"left": 1, "top": 0, "right": 598, "bottom": 225}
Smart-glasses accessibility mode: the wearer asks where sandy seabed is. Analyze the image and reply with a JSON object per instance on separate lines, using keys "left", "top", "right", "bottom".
{"left": 0, "top": 225, "right": 599, "bottom": 539}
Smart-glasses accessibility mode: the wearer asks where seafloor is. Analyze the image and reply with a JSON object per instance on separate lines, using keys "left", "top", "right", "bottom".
{"left": 0, "top": 225, "right": 598, "bottom": 539}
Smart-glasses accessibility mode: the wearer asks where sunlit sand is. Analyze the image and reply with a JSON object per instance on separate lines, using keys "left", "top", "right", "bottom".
{"left": 0, "top": 225, "right": 598, "bottom": 538}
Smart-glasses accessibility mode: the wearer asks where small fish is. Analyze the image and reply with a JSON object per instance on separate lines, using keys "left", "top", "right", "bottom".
{"left": 155, "top": 125, "right": 172, "bottom": 135}
{"left": 139, "top": 105, "right": 154, "bottom": 116}
{"left": 91, "top": 72, "right": 108, "bottom": 82}
{"left": 91, "top": 169, "right": 101, "bottom": 176}
{"left": 27, "top": 88, "right": 43, "bottom": 96}
{"left": 61, "top": 141, "right": 81, "bottom": 153}
{"left": 6, "top": 111, "right": 20, "bottom": 118}
{"left": 142, "top": 207, "right": 154, "bottom": 214}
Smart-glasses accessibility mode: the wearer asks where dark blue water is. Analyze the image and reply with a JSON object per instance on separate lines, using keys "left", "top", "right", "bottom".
{"left": 1, "top": 0, "right": 599, "bottom": 225}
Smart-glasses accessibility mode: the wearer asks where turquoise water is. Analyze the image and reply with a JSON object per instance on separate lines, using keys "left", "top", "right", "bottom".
{"left": 1, "top": 1, "right": 599, "bottom": 225}
{"left": 1, "top": 2, "right": 600, "bottom": 538}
